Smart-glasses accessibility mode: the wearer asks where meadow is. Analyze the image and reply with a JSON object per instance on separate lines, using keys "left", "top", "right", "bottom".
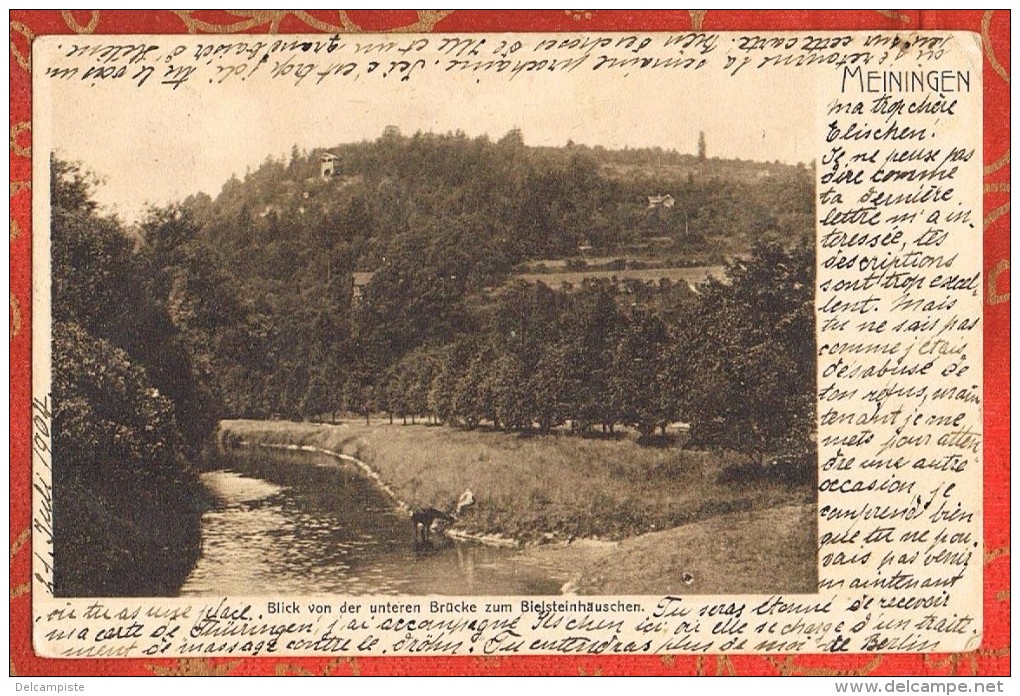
{"left": 220, "top": 419, "right": 813, "bottom": 544}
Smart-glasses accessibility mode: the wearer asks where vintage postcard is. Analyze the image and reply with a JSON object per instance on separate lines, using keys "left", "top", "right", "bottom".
{"left": 10, "top": 10, "right": 1009, "bottom": 677}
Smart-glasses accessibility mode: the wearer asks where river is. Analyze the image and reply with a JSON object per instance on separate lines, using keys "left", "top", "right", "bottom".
{"left": 180, "top": 447, "right": 567, "bottom": 596}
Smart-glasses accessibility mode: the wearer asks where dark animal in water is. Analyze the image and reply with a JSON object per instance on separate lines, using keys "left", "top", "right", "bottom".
{"left": 412, "top": 490, "right": 475, "bottom": 547}
{"left": 412, "top": 508, "right": 455, "bottom": 546}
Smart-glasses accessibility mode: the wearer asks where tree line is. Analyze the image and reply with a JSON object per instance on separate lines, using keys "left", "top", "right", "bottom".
{"left": 335, "top": 239, "right": 815, "bottom": 469}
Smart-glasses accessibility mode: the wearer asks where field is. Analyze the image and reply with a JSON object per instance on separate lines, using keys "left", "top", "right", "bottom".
{"left": 516, "top": 256, "right": 632, "bottom": 271}
{"left": 511, "top": 265, "right": 725, "bottom": 288}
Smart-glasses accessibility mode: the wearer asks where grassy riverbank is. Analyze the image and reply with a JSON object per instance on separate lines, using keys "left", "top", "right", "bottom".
{"left": 219, "top": 419, "right": 814, "bottom": 546}
{"left": 509, "top": 500, "right": 817, "bottom": 595}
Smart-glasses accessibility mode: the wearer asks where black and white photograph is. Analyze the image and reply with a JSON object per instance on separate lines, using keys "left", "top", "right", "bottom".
{"left": 39, "top": 34, "right": 819, "bottom": 599}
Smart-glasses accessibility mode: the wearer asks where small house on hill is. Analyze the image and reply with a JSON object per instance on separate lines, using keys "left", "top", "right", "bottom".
{"left": 647, "top": 194, "right": 675, "bottom": 209}
{"left": 320, "top": 152, "right": 340, "bottom": 179}
{"left": 352, "top": 271, "right": 375, "bottom": 303}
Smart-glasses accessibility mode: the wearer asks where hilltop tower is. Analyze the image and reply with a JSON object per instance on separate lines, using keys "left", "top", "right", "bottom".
{"left": 320, "top": 152, "right": 340, "bottom": 179}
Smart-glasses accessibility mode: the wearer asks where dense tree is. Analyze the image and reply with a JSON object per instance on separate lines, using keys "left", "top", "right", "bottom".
{"left": 682, "top": 238, "right": 815, "bottom": 464}
{"left": 529, "top": 342, "right": 573, "bottom": 433}
{"left": 559, "top": 282, "right": 627, "bottom": 432}
{"left": 610, "top": 309, "right": 671, "bottom": 435}
{"left": 491, "top": 352, "right": 531, "bottom": 431}
{"left": 52, "top": 321, "right": 203, "bottom": 596}
{"left": 50, "top": 157, "right": 207, "bottom": 595}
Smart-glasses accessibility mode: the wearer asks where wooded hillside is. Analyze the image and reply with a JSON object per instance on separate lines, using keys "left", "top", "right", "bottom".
{"left": 162, "top": 128, "right": 815, "bottom": 464}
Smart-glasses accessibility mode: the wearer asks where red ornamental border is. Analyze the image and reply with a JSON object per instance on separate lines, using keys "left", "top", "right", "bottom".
{"left": 8, "top": 10, "right": 1010, "bottom": 677}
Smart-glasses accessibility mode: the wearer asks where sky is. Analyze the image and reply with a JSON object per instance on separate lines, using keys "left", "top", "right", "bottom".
{"left": 37, "top": 34, "right": 818, "bottom": 223}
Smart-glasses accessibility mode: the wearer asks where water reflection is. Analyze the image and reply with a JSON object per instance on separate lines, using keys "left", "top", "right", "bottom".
{"left": 180, "top": 448, "right": 562, "bottom": 596}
